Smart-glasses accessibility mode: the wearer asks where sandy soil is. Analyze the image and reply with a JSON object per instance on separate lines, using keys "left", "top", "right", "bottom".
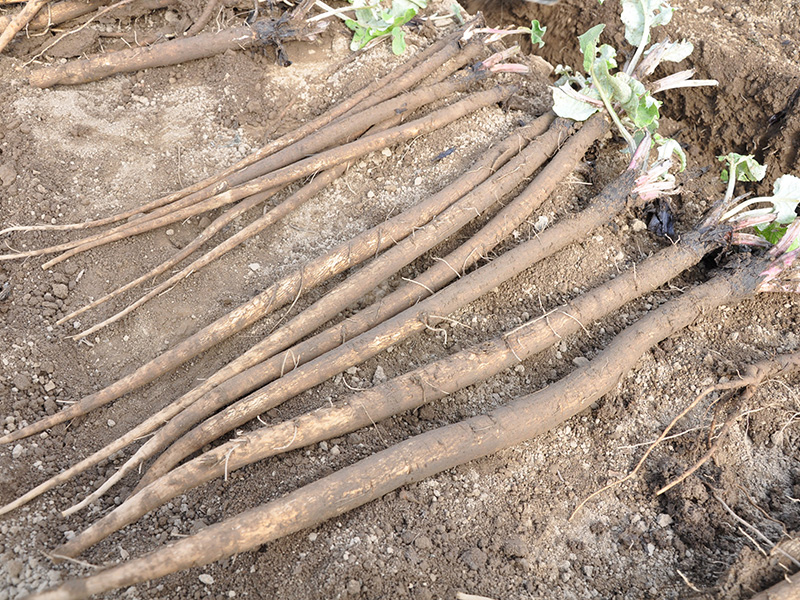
{"left": 0, "top": 0, "right": 798, "bottom": 599}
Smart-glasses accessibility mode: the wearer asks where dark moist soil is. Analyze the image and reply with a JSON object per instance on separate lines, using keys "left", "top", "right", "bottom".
{"left": 0, "top": 1, "right": 798, "bottom": 599}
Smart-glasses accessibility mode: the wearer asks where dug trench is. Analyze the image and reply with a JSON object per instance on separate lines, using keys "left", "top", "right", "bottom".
{"left": 0, "top": 0, "right": 798, "bottom": 598}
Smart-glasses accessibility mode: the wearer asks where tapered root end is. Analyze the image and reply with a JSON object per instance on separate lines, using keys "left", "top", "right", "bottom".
{"left": 0, "top": 407, "right": 78, "bottom": 445}
{"left": 0, "top": 422, "right": 49, "bottom": 445}
{"left": 0, "top": 430, "right": 24, "bottom": 445}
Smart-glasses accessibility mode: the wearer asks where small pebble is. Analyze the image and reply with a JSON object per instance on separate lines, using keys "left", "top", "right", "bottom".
{"left": 11, "top": 444, "right": 23, "bottom": 459}
{"left": 199, "top": 574, "right": 215, "bottom": 585}
{"left": 0, "top": 162, "right": 17, "bottom": 188}
{"left": 414, "top": 535, "right": 432, "bottom": 550}
{"left": 165, "top": 229, "right": 174, "bottom": 236}
{"left": 372, "top": 365, "right": 387, "bottom": 384}
{"left": 52, "top": 283, "right": 68, "bottom": 299}
{"left": 6, "top": 560, "right": 23, "bottom": 578}
{"left": 346, "top": 580, "right": 361, "bottom": 595}
{"left": 249, "top": 263, "right": 261, "bottom": 272}
{"left": 107, "top": 419, "right": 116, "bottom": 427}
{"left": 414, "top": 176, "right": 423, "bottom": 186}
{"left": 572, "top": 356, "right": 590, "bottom": 367}
{"left": 656, "top": 513, "right": 673, "bottom": 528}
{"left": 13, "top": 373, "right": 31, "bottom": 391}
{"left": 631, "top": 218, "right": 647, "bottom": 232}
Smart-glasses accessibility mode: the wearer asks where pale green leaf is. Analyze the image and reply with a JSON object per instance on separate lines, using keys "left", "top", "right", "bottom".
{"left": 530, "top": 20, "right": 547, "bottom": 48}
{"left": 620, "top": 0, "right": 674, "bottom": 47}
{"left": 659, "top": 39, "right": 693, "bottom": 62}
{"left": 578, "top": 24, "right": 605, "bottom": 73}
{"left": 718, "top": 153, "right": 767, "bottom": 183}
{"left": 654, "top": 136, "right": 686, "bottom": 172}
{"left": 391, "top": 27, "right": 406, "bottom": 54}
{"left": 451, "top": 2, "right": 463, "bottom": 24}
{"left": 551, "top": 84, "right": 602, "bottom": 121}
{"left": 769, "top": 174, "right": 800, "bottom": 223}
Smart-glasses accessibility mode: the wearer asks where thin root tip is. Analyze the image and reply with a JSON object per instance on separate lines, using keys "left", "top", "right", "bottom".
{"left": 48, "top": 546, "right": 73, "bottom": 563}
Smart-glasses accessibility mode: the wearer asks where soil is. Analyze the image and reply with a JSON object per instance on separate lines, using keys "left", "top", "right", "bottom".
{"left": 0, "top": 1, "right": 798, "bottom": 599}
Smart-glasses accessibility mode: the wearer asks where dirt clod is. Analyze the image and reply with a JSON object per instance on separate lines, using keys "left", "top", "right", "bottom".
{"left": 460, "top": 547, "right": 488, "bottom": 570}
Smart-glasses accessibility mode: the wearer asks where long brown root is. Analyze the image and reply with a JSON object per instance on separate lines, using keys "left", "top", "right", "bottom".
{"left": 0, "top": 84, "right": 514, "bottom": 445}
{"left": 53, "top": 227, "right": 719, "bottom": 548}
{"left": 0, "top": 114, "right": 554, "bottom": 517}
{"left": 1, "top": 22, "right": 475, "bottom": 237}
{"left": 134, "top": 115, "right": 606, "bottom": 490}
{"left": 39, "top": 263, "right": 766, "bottom": 599}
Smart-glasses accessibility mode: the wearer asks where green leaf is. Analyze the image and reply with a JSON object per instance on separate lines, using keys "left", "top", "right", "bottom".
{"left": 385, "top": 0, "right": 426, "bottom": 23}
{"left": 345, "top": 19, "right": 371, "bottom": 50}
{"left": 578, "top": 24, "right": 605, "bottom": 73}
{"left": 761, "top": 223, "right": 799, "bottom": 252}
{"left": 586, "top": 43, "right": 620, "bottom": 111}
{"left": 608, "top": 71, "right": 634, "bottom": 104}
{"left": 451, "top": 2, "right": 463, "bottom": 24}
{"left": 529, "top": 19, "right": 547, "bottom": 48}
{"left": 345, "top": 0, "right": 426, "bottom": 53}
{"left": 620, "top": 0, "right": 674, "bottom": 47}
{"left": 391, "top": 27, "right": 406, "bottom": 54}
{"left": 718, "top": 153, "right": 767, "bottom": 183}
{"left": 586, "top": 43, "right": 617, "bottom": 91}
{"left": 758, "top": 222, "right": 788, "bottom": 245}
{"left": 620, "top": 79, "right": 661, "bottom": 129}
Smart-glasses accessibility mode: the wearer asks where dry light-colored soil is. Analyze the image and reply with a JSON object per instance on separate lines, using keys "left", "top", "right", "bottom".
{"left": 0, "top": 0, "right": 798, "bottom": 599}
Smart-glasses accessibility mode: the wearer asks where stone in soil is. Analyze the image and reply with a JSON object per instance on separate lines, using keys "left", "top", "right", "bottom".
{"left": 459, "top": 548, "right": 488, "bottom": 570}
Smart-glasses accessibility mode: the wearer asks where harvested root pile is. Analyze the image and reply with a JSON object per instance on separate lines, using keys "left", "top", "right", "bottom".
{"left": 1, "top": 1, "right": 799, "bottom": 599}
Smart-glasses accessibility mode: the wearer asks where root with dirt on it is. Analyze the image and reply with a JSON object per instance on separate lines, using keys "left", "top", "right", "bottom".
{"left": 27, "top": 0, "right": 327, "bottom": 87}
